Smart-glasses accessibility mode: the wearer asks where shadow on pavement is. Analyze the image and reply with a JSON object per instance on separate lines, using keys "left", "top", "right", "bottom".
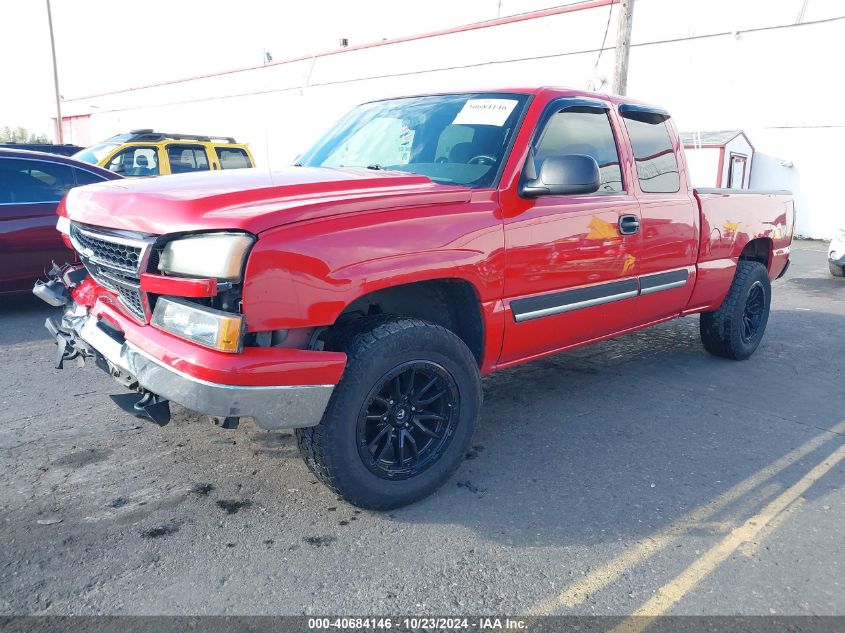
{"left": 382, "top": 309, "right": 845, "bottom": 548}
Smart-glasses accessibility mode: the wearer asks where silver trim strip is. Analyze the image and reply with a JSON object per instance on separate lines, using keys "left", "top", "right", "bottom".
{"left": 511, "top": 267, "right": 691, "bottom": 322}
{"left": 514, "top": 289, "right": 639, "bottom": 322}
{"left": 639, "top": 279, "right": 688, "bottom": 295}
{"left": 0, "top": 200, "right": 63, "bottom": 206}
{"left": 73, "top": 315, "right": 334, "bottom": 429}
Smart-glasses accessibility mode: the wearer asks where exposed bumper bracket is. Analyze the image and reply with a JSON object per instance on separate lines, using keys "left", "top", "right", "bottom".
{"left": 43, "top": 305, "right": 335, "bottom": 430}
{"left": 110, "top": 392, "right": 172, "bottom": 426}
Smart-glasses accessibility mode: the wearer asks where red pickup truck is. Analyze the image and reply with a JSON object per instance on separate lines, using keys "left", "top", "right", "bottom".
{"left": 36, "top": 88, "right": 793, "bottom": 509}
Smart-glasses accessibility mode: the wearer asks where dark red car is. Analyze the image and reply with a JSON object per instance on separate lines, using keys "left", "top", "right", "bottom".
{"left": 0, "top": 148, "right": 120, "bottom": 293}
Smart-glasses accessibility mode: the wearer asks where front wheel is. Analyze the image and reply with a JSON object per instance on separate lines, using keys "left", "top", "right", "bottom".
{"left": 699, "top": 260, "right": 771, "bottom": 360}
{"left": 829, "top": 261, "right": 845, "bottom": 277}
{"left": 296, "top": 317, "right": 481, "bottom": 510}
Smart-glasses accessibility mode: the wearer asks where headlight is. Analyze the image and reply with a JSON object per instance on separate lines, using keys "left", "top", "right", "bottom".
{"left": 158, "top": 232, "right": 254, "bottom": 281}
{"left": 837, "top": 229, "right": 845, "bottom": 242}
{"left": 151, "top": 297, "right": 244, "bottom": 353}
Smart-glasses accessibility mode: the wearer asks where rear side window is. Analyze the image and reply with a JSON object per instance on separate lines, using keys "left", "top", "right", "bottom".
{"left": 167, "top": 145, "right": 210, "bottom": 173}
{"left": 0, "top": 157, "right": 75, "bottom": 203}
{"left": 217, "top": 147, "right": 251, "bottom": 169}
{"left": 533, "top": 108, "right": 623, "bottom": 193}
{"left": 622, "top": 115, "right": 680, "bottom": 193}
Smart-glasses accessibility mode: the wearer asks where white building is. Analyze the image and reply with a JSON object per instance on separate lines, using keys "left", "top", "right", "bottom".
{"left": 682, "top": 131, "right": 755, "bottom": 190}
{"left": 60, "top": 0, "right": 845, "bottom": 238}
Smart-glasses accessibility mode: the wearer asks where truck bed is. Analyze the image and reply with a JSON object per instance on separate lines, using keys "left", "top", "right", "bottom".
{"left": 685, "top": 187, "right": 794, "bottom": 312}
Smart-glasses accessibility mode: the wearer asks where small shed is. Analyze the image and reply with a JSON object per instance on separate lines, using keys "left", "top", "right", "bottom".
{"left": 681, "top": 130, "right": 755, "bottom": 189}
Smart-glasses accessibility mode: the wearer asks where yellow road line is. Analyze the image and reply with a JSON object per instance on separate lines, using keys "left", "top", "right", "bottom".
{"left": 699, "top": 481, "right": 782, "bottom": 536}
{"left": 524, "top": 421, "right": 845, "bottom": 616}
{"left": 610, "top": 440, "right": 845, "bottom": 633}
{"left": 738, "top": 495, "right": 804, "bottom": 558}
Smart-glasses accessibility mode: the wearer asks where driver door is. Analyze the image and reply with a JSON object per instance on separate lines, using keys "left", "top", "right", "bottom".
{"left": 499, "top": 100, "right": 643, "bottom": 364}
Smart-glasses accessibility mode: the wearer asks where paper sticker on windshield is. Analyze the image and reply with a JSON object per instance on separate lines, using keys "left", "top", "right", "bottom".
{"left": 398, "top": 125, "right": 415, "bottom": 163}
{"left": 452, "top": 99, "right": 518, "bottom": 127}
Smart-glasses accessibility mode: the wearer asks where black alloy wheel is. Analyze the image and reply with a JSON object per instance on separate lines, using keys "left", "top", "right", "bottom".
{"left": 740, "top": 281, "right": 766, "bottom": 344}
{"left": 357, "top": 360, "right": 459, "bottom": 480}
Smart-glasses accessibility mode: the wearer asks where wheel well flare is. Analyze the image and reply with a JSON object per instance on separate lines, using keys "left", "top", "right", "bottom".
{"left": 327, "top": 279, "right": 484, "bottom": 365}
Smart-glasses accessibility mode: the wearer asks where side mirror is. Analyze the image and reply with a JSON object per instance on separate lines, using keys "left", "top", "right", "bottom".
{"left": 521, "top": 154, "right": 600, "bottom": 197}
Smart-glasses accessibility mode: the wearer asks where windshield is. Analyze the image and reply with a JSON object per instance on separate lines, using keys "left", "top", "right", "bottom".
{"left": 73, "top": 142, "right": 120, "bottom": 165}
{"left": 298, "top": 92, "right": 529, "bottom": 188}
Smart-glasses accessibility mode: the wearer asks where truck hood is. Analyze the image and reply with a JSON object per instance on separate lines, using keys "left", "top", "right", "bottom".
{"left": 62, "top": 166, "right": 472, "bottom": 235}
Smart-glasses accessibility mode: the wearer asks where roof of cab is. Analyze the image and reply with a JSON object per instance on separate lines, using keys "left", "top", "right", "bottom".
{"left": 360, "top": 86, "right": 669, "bottom": 117}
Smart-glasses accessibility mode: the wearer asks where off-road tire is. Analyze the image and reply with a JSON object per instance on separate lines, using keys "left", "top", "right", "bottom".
{"left": 829, "top": 261, "right": 845, "bottom": 277}
{"left": 296, "top": 317, "right": 481, "bottom": 510}
{"left": 699, "top": 260, "right": 771, "bottom": 360}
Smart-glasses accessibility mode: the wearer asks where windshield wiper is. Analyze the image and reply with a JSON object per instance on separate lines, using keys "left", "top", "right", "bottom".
{"left": 366, "top": 164, "right": 385, "bottom": 170}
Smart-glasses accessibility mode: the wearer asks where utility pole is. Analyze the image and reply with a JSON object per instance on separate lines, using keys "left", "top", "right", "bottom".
{"left": 46, "top": 0, "right": 63, "bottom": 143}
{"left": 612, "top": 0, "right": 635, "bottom": 96}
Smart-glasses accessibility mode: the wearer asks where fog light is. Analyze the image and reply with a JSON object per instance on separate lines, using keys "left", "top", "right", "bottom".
{"left": 151, "top": 297, "right": 244, "bottom": 353}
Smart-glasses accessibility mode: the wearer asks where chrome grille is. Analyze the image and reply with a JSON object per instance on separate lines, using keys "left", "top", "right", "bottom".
{"left": 117, "top": 285, "right": 145, "bottom": 318}
{"left": 69, "top": 222, "right": 155, "bottom": 322}
{"left": 70, "top": 224, "right": 142, "bottom": 273}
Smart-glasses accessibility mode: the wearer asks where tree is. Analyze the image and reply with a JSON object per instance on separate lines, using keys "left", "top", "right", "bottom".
{"left": 0, "top": 126, "right": 51, "bottom": 144}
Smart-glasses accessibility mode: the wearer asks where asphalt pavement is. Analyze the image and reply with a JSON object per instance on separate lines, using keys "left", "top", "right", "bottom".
{"left": 1, "top": 239, "right": 843, "bottom": 617}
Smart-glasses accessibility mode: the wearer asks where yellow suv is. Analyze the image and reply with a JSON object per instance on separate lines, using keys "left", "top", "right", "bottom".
{"left": 73, "top": 130, "right": 255, "bottom": 177}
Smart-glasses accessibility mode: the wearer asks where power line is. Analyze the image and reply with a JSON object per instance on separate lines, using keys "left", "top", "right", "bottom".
{"left": 73, "top": 14, "right": 845, "bottom": 115}
{"left": 594, "top": 0, "right": 614, "bottom": 68}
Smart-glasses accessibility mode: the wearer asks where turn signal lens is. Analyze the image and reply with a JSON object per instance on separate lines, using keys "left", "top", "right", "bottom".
{"left": 151, "top": 297, "right": 244, "bottom": 353}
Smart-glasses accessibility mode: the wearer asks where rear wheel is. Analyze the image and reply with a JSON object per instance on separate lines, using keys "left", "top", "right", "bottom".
{"left": 829, "top": 261, "right": 844, "bottom": 277}
{"left": 296, "top": 317, "right": 481, "bottom": 510}
{"left": 700, "top": 260, "right": 771, "bottom": 360}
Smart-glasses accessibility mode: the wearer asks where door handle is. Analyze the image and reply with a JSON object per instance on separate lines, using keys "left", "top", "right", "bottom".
{"left": 619, "top": 215, "right": 640, "bottom": 235}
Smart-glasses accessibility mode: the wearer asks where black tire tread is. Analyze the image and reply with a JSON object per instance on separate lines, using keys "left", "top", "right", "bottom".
{"left": 699, "top": 260, "right": 769, "bottom": 360}
{"left": 296, "top": 316, "right": 480, "bottom": 509}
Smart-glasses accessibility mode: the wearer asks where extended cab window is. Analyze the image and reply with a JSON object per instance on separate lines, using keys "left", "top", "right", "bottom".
{"left": 168, "top": 145, "right": 210, "bottom": 173}
{"left": 298, "top": 93, "right": 530, "bottom": 188}
{"left": 0, "top": 158, "right": 75, "bottom": 203}
{"left": 217, "top": 148, "right": 251, "bottom": 169}
{"left": 622, "top": 114, "right": 680, "bottom": 193}
{"left": 107, "top": 147, "right": 159, "bottom": 177}
{"left": 533, "top": 108, "right": 623, "bottom": 193}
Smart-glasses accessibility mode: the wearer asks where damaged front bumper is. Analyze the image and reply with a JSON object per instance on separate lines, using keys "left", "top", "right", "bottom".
{"left": 44, "top": 300, "right": 339, "bottom": 430}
